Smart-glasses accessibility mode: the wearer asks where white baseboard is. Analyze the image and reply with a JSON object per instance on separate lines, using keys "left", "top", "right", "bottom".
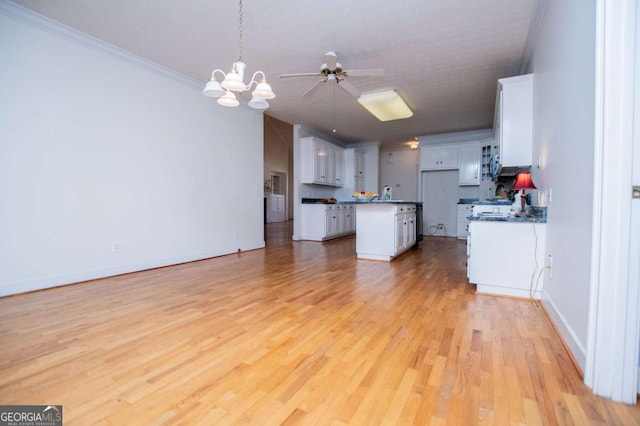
{"left": 0, "top": 241, "right": 265, "bottom": 297}
{"left": 541, "top": 289, "right": 587, "bottom": 372}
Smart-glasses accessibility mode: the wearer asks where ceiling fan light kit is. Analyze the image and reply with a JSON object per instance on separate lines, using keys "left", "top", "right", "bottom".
{"left": 202, "top": 0, "right": 275, "bottom": 109}
{"left": 357, "top": 90, "right": 413, "bottom": 122}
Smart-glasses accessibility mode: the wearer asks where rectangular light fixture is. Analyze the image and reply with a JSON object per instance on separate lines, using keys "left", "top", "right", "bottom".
{"left": 357, "top": 90, "right": 413, "bottom": 122}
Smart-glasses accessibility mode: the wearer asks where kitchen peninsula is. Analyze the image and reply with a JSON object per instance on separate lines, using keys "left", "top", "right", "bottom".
{"left": 467, "top": 204, "right": 547, "bottom": 298}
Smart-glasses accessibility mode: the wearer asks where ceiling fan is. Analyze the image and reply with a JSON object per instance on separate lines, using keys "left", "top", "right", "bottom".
{"left": 280, "top": 51, "right": 384, "bottom": 97}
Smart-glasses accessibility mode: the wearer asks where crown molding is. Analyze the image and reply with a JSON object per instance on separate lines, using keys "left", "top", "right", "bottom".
{"left": 0, "top": 0, "right": 202, "bottom": 91}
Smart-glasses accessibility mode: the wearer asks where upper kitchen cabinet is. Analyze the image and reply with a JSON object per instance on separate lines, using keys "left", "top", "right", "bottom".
{"left": 495, "top": 74, "right": 533, "bottom": 168}
{"left": 300, "top": 136, "right": 345, "bottom": 187}
{"left": 420, "top": 145, "right": 458, "bottom": 170}
{"left": 458, "top": 145, "right": 480, "bottom": 186}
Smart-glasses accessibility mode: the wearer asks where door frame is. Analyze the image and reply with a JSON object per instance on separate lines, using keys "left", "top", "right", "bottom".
{"left": 585, "top": 0, "right": 640, "bottom": 403}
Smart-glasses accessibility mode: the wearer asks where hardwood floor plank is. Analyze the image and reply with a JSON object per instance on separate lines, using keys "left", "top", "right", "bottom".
{"left": 0, "top": 221, "right": 638, "bottom": 425}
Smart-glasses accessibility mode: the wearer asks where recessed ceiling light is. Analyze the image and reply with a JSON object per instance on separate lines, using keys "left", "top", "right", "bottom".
{"left": 357, "top": 90, "right": 413, "bottom": 122}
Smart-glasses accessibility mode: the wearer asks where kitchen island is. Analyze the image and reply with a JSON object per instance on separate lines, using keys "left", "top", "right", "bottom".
{"left": 355, "top": 202, "right": 417, "bottom": 261}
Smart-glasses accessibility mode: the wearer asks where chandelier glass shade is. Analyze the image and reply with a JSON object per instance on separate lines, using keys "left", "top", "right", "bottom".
{"left": 202, "top": 0, "right": 275, "bottom": 109}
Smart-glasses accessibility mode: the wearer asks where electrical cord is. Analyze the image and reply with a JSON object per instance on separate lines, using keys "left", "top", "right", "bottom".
{"left": 528, "top": 220, "right": 551, "bottom": 307}
{"left": 425, "top": 224, "right": 448, "bottom": 237}
{"left": 529, "top": 220, "right": 539, "bottom": 305}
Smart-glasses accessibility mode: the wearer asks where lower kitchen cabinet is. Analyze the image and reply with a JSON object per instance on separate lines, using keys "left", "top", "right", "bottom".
{"left": 467, "top": 220, "right": 546, "bottom": 298}
{"left": 457, "top": 204, "right": 473, "bottom": 239}
{"left": 356, "top": 204, "right": 416, "bottom": 261}
{"left": 300, "top": 204, "right": 355, "bottom": 241}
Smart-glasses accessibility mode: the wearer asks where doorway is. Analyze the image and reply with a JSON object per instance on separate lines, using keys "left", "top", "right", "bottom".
{"left": 265, "top": 171, "right": 287, "bottom": 223}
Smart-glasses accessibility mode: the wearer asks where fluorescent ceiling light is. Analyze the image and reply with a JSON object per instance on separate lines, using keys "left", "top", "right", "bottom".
{"left": 357, "top": 90, "right": 413, "bottom": 122}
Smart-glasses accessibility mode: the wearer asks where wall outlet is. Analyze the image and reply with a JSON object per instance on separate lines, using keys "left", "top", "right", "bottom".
{"left": 437, "top": 223, "right": 445, "bottom": 230}
{"left": 112, "top": 243, "right": 120, "bottom": 253}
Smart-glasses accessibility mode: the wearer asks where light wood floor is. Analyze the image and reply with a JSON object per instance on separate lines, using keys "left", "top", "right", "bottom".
{"left": 1, "top": 221, "right": 638, "bottom": 425}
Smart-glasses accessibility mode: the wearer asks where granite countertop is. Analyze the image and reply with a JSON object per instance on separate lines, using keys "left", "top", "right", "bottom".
{"left": 457, "top": 198, "right": 479, "bottom": 204}
{"left": 469, "top": 206, "right": 547, "bottom": 223}
{"left": 301, "top": 198, "right": 420, "bottom": 205}
{"left": 468, "top": 215, "right": 547, "bottom": 223}
{"left": 472, "top": 199, "right": 513, "bottom": 205}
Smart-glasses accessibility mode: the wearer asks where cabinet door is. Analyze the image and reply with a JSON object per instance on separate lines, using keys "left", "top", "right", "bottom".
{"left": 458, "top": 145, "right": 480, "bottom": 186}
{"left": 344, "top": 205, "right": 355, "bottom": 232}
{"left": 354, "top": 151, "right": 365, "bottom": 179}
{"left": 438, "top": 146, "right": 459, "bottom": 169}
{"left": 314, "top": 140, "right": 330, "bottom": 184}
{"left": 498, "top": 74, "right": 533, "bottom": 167}
{"left": 395, "top": 214, "right": 405, "bottom": 254}
{"left": 420, "top": 148, "right": 440, "bottom": 169}
{"left": 325, "top": 206, "right": 337, "bottom": 236}
{"left": 420, "top": 146, "right": 459, "bottom": 170}
{"left": 333, "top": 147, "right": 344, "bottom": 187}
{"left": 406, "top": 213, "right": 416, "bottom": 247}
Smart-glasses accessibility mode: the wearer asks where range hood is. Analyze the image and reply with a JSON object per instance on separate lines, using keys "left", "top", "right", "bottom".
{"left": 498, "top": 165, "right": 531, "bottom": 177}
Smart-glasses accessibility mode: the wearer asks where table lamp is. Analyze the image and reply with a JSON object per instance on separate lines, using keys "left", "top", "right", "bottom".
{"left": 512, "top": 172, "right": 537, "bottom": 216}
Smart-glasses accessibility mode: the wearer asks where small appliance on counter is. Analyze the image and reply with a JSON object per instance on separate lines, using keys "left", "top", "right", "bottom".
{"left": 382, "top": 185, "right": 392, "bottom": 200}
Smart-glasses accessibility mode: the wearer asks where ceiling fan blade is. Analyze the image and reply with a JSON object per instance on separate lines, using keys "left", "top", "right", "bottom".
{"left": 344, "top": 68, "right": 385, "bottom": 77}
{"left": 280, "top": 72, "right": 322, "bottom": 79}
{"left": 302, "top": 80, "right": 323, "bottom": 97}
{"left": 324, "top": 51, "right": 338, "bottom": 70}
{"left": 337, "top": 79, "right": 360, "bottom": 97}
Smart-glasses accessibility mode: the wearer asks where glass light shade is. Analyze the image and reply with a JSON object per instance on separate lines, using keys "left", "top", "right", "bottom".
{"left": 252, "top": 79, "right": 275, "bottom": 99}
{"left": 512, "top": 172, "right": 537, "bottom": 190}
{"left": 217, "top": 90, "right": 239, "bottom": 107}
{"left": 221, "top": 70, "right": 246, "bottom": 92}
{"left": 248, "top": 96, "right": 269, "bottom": 110}
{"left": 202, "top": 79, "right": 225, "bottom": 97}
{"left": 357, "top": 90, "right": 413, "bottom": 122}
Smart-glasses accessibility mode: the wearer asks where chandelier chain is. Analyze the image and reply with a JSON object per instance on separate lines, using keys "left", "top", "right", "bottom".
{"left": 238, "top": 0, "right": 243, "bottom": 61}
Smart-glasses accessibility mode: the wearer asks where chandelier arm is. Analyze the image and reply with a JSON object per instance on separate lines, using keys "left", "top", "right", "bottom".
{"left": 247, "top": 71, "right": 267, "bottom": 88}
{"left": 210, "top": 69, "right": 227, "bottom": 80}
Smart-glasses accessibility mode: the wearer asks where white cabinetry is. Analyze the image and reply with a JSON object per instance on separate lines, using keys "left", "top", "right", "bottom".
{"left": 301, "top": 204, "right": 355, "bottom": 241}
{"left": 495, "top": 74, "right": 533, "bottom": 167}
{"left": 301, "top": 137, "right": 345, "bottom": 187}
{"left": 457, "top": 204, "right": 473, "bottom": 239}
{"left": 354, "top": 150, "right": 365, "bottom": 192}
{"left": 467, "top": 220, "right": 546, "bottom": 298}
{"left": 458, "top": 145, "right": 480, "bottom": 185}
{"left": 420, "top": 146, "right": 458, "bottom": 170}
{"left": 356, "top": 204, "right": 416, "bottom": 261}
{"left": 265, "top": 193, "right": 285, "bottom": 223}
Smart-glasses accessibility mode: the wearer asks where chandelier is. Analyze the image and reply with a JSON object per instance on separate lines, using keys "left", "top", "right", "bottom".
{"left": 202, "top": 0, "right": 275, "bottom": 109}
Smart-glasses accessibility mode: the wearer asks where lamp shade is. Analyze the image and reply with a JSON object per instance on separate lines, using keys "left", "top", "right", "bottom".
{"left": 221, "top": 70, "right": 246, "bottom": 92}
{"left": 248, "top": 96, "right": 269, "bottom": 110}
{"left": 202, "top": 79, "right": 225, "bottom": 98}
{"left": 217, "top": 90, "right": 239, "bottom": 107}
{"left": 252, "top": 80, "right": 275, "bottom": 99}
{"left": 512, "top": 172, "right": 537, "bottom": 190}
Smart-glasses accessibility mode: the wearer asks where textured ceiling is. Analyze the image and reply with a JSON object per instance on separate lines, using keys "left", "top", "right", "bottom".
{"left": 12, "top": 0, "right": 536, "bottom": 147}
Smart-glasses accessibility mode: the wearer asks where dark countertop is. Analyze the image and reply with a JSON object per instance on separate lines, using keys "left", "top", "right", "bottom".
{"left": 472, "top": 199, "right": 513, "bottom": 205}
{"left": 301, "top": 198, "right": 420, "bottom": 205}
{"left": 457, "top": 198, "right": 479, "bottom": 204}
{"left": 468, "top": 215, "right": 547, "bottom": 223}
{"left": 469, "top": 206, "right": 547, "bottom": 223}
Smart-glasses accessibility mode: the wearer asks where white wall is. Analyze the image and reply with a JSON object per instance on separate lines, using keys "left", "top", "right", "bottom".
{"left": 421, "top": 171, "right": 459, "bottom": 237}
{"left": 0, "top": 4, "right": 265, "bottom": 296}
{"left": 379, "top": 148, "right": 419, "bottom": 201}
{"left": 532, "top": 0, "right": 596, "bottom": 368}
